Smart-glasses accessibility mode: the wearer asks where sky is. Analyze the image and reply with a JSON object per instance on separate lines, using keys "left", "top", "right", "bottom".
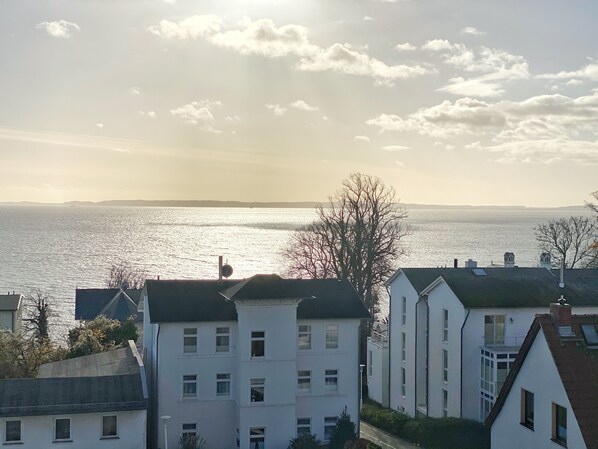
{"left": 1, "top": 0, "right": 598, "bottom": 206}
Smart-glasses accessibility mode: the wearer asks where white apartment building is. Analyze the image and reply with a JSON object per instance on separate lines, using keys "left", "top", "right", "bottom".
{"left": 142, "top": 274, "right": 370, "bottom": 449}
{"left": 488, "top": 303, "right": 598, "bottom": 449}
{"left": 368, "top": 256, "right": 598, "bottom": 422}
{"left": 0, "top": 293, "right": 22, "bottom": 333}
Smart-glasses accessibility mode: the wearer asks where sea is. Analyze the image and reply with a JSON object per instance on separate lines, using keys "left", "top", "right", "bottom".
{"left": 0, "top": 205, "right": 591, "bottom": 341}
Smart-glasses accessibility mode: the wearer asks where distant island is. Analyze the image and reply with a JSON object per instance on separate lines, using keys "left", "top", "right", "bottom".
{"left": 0, "top": 199, "right": 589, "bottom": 211}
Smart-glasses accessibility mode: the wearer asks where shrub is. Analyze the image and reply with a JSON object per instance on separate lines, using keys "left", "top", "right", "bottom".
{"left": 288, "top": 433, "right": 321, "bottom": 449}
{"left": 344, "top": 438, "right": 382, "bottom": 449}
{"left": 402, "top": 417, "right": 489, "bottom": 449}
{"left": 329, "top": 408, "right": 357, "bottom": 449}
{"left": 179, "top": 434, "right": 207, "bottom": 449}
{"left": 361, "top": 400, "right": 410, "bottom": 435}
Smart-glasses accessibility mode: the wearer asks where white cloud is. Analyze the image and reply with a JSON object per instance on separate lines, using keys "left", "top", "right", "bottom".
{"left": 147, "top": 15, "right": 222, "bottom": 40}
{"left": 461, "top": 27, "right": 485, "bottom": 36}
{"left": 363, "top": 16, "right": 375, "bottom": 21}
{"left": 381, "top": 145, "right": 410, "bottom": 151}
{"left": 171, "top": 99, "right": 223, "bottom": 132}
{"left": 422, "top": 39, "right": 454, "bottom": 51}
{"left": 566, "top": 79, "right": 584, "bottom": 86}
{"left": 140, "top": 111, "right": 157, "bottom": 119}
{"left": 395, "top": 160, "right": 405, "bottom": 167}
{"left": 266, "top": 100, "right": 320, "bottom": 115}
{"left": 394, "top": 42, "right": 417, "bottom": 52}
{"left": 354, "top": 135, "right": 371, "bottom": 142}
{"left": 129, "top": 87, "right": 141, "bottom": 95}
{"left": 537, "top": 62, "right": 598, "bottom": 81}
{"left": 96, "top": 123, "right": 104, "bottom": 129}
{"left": 36, "top": 20, "right": 80, "bottom": 39}
{"left": 289, "top": 100, "right": 319, "bottom": 112}
{"left": 265, "top": 103, "right": 287, "bottom": 116}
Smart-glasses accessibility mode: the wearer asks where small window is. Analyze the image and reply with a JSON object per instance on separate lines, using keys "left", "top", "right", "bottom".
{"left": 298, "top": 325, "right": 311, "bottom": 350}
{"left": 102, "top": 415, "right": 118, "bottom": 438}
{"left": 297, "top": 418, "right": 311, "bottom": 435}
{"left": 250, "top": 427, "right": 265, "bottom": 449}
{"left": 521, "top": 389, "right": 534, "bottom": 430}
{"left": 401, "top": 296, "right": 407, "bottom": 326}
{"left": 324, "top": 417, "right": 337, "bottom": 441}
{"left": 367, "top": 350, "right": 373, "bottom": 376}
{"left": 484, "top": 315, "right": 506, "bottom": 346}
{"left": 216, "top": 327, "right": 230, "bottom": 353}
{"left": 55, "top": 418, "right": 71, "bottom": 441}
{"left": 401, "top": 332, "right": 406, "bottom": 362}
{"left": 183, "top": 328, "right": 198, "bottom": 353}
{"left": 552, "top": 403, "right": 567, "bottom": 445}
{"left": 183, "top": 374, "right": 197, "bottom": 398}
{"left": 442, "top": 390, "right": 448, "bottom": 417}
{"left": 297, "top": 370, "right": 311, "bottom": 393}
{"left": 442, "top": 349, "right": 448, "bottom": 383}
{"left": 251, "top": 378, "right": 265, "bottom": 403}
{"left": 217, "top": 373, "right": 231, "bottom": 397}
{"left": 442, "top": 309, "right": 449, "bottom": 342}
{"left": 251, "top": 331, "right": 265, "bottom": 358}
{"left": 401, "top": 367, "right": 406, "bottom": 397}
{"left": 325, "top": 369, "right": 338, "bottom": 392}
{"left": 326, "top": 325, "right": 339, "bottom": 349}
{"left": 181, "top": 423, "right": 198, "bottom": 447}
{"left": 5, "top": 420, "right": 21, "bottom": 443}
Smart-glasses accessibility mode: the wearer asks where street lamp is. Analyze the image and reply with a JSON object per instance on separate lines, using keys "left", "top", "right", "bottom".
{"left": 160, "top": 415, "right": 171, "bottom": 449}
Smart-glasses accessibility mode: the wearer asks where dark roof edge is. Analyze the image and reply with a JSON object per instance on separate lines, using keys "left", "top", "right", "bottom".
{"left": 485, "top": 317, "right": 542, "bottom": 427}
{"left": 0, "top": 401, "right": 147, "bottom": 418}
{"left": 127, "top": 340, "right": 148, "bottom": 400}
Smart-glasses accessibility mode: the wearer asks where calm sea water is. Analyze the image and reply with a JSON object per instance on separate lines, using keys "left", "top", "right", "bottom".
{"left": 0, "top": 205, "right": 590, "bottom": 340}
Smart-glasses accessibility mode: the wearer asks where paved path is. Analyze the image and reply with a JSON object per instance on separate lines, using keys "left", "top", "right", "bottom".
{"left": 360, "top": 421, "right": 422, "bottom": 449}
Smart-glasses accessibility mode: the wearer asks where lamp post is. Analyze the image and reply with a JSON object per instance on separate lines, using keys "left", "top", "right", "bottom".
{"left": 160, "top": 415, "right": 171, "bottom": 449}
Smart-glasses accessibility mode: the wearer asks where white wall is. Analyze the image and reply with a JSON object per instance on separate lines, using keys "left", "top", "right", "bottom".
{"left": 491, "top": 330, "right": 586, "bottom": 449}
{"left": 366, "top": 339, "right": 389, "bottom": 407}
{"left": 0, "top": 410, "right": 146, "bottom": 449}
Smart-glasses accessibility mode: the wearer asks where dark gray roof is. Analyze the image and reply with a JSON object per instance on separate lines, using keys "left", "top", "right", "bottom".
{"left": 0, "top": 294, "right": 22, "bottom": 311}
{"left": 400, "top": 268, "right": 598, "bottom": 308}
{"left": 0, "top": 375, "right": 146, "bottom": 417}
{"left": 75, "top": 288, "right": 142, "bottom": 322}
{"left": 146, "top": 276, "right": 371, "bottom": 323}
{"left": 220, "top": 274, "right": 315, "bottom": 301}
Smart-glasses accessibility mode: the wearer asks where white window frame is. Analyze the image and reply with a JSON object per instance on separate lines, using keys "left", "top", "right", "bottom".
{"left": 298, "top": 325, "right": 312, "bottom": 350}
{"left": 401, "top": 296, "right": 407, "bottom": 326}
{"left": 484, "top": 315, "right": 506, "bottom": 346}
{"left": 401, "top": 332, "right": 406, "bottom": 362}
{"left": 216, "top": 327, "right": 230, "bottom": 353}
{"left": 182, "top": 374, "right": 198, "bottom": 399}
{"left": 297, "top": 418, "right": 311, "bottom": 436}
{"left": 101, "top": 415, "right": 118, "bottom": 438}
{"left": 54, "top": 417, "right": 71, "bottom": 442}
{"left": 249, "top": 427, "right": 265, "bottom": 449}
{"left": 324, "top": 417, "right": 337, "bottom": 442}
{"left": 181, "top": 422, "right": 198, "bottom": 440}
{"left": 326, "top": 324, "right": 339, "bottom": 349}
{"left": 4, "top": 420, "right": 22, "bottom": 443}
{"left": 325, "top": 369, "right": 339, "bottom": 393}
{"left": 216, "top": 373, "right": 231, "bottom": 397}
{"left": 442, "top": 349, "right": 448, "bottom": 383}
{"left": 183, "top": 327, "right": 198, "bottom": 354}
{"left": 297, "top": 370, "right": 311, "bottom": 393}
{"left": 251, "top": 331, "right": 265, "bottom": 358}
{"left": 442, "top": 309, "right": 449, "bottom": 343}
{"left": 250, "top": 378, "right": 265, "bottom": 403}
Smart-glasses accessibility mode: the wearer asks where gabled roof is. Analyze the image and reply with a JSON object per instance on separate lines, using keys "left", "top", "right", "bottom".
{"left": 399, "top": 268, "right": 598, "bottom": 308}
{"left": 75, "top": 288, "right": 142, "bottom": 321}
{"left": 146, "top": 276, "right": 370, "bottom": 323}
{"left": 0, "top": 294, "right": 22, "bottom": 311}
{"left": 487, "top": 314, "right": 598, "bottom": 449}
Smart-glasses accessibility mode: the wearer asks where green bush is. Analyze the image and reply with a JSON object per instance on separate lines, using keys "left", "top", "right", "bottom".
{"left": 344, "top": 438, "right": 382, "bottom": 449}
{"left": 329, "top": 408, "right": 357, "bottom": 449}
{"left": 288, "top": 433, "right": 321, "bottom": 449}
{"left": 361, "top": 400, "right": 411, "bottom": 435}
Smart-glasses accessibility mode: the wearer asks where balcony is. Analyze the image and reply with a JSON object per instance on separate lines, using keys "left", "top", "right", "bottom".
{"left": 368, "top": 329, "right": 388, "bottom": 348}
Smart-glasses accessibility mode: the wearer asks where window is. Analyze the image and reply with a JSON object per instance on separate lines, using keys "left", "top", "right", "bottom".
{"left": 325, "top": 369, "right": 338, "bottom": 392}
{"left": 297, "top": 418, "right": 311, "bottom": 435}
{"left": 326, "top": 325, "right": 338, "bottom": 349}
{"left": 367, "top": 350, "right": 373, "bottom": 376}
{"left": 102, "top": 415, "right": 118, "bottom": 438}
{"left": 442, "top": 349, "right": 448, "bottom": 383}
{"left": 401, "top": 367, "right": 406, "bottom": 397}
{"left": 183, "top": 374, "right": 197, "bottom": 398}
{"left": 297, "top": 370, "right": 311, "bottom": 393}
{"left": 183, "top": 328, "right": 198, "bottom": 353}
{"left": 298, "top": 325, "right": 311, "bottom": 350}
{"left": 5, "top": 420, "right": 21, "bottom": 443}
{"left": 217, "top": 373, "right": 231, "bottom": 397}
{"left": 401, "top": 332, "right": 406, "bottom": 362}
{"left": 250, "top": 378, "right": 265, "bottom": 402}
{"left": 54, "top": 418, "right": 71, "bottom": 441}
{"left": 250, "top": 427, "right": 265, "bottom": 449}
{"left": 442, "top": 309, "right": 449, "bottom": 342}
{"left": 401, "top": 296, "right": 407, "bottom": 326}
{"left": 324, "top": 417, "right": 337, "bottom": 441}
{"left": 181, "top": 423, "right": 197, "bottom": 446}
{"left": 552, "top": 403, "right": 567, "bottom": 445}
{"left": 442, "top": 390, "right": 448, "bottom": 417}
{"left": 520, "top": 389, "right": 534, "bottom": 430}
{"left": 216, "top": 327, "right": 230, "bottom": 352}
{"left": 251, "top": 331, "right": 265, "bottom": 357}
{"left": 484, "top": 315, "right": 505, "bottom": 345}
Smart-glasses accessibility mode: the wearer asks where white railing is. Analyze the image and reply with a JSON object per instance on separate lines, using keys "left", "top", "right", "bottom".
{"left": 481, "top": 335, "right": 526, "bottom": 348}
{"left": 369, "top": 329, "right": 389, "bottom": 347}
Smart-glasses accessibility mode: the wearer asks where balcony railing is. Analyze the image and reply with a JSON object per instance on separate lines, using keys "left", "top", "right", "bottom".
{"left": 368, "top": 330, "right": 388, "bottom": 347}
{"left": 481, "top": 335, "right": 526, "bottom": 348}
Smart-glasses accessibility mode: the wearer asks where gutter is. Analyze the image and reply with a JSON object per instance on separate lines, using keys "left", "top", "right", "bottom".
{"left": 386, "top": 284, "right": 392, "bottom": 410}
{"left": 459, "top": 308, "right": 471, "bottom": 418}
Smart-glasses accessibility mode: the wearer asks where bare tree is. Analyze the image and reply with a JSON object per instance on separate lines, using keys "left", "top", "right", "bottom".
{"left": 105, "top": 261, "right": 147, "bottom": 289}
{"left": 534, "top": 216, "right": 598, "bottom": 268}
{"left": 284, "top": 173, "right": 412, "bottom": 317}
{"left": 23, "top": 289, "right": 56, "bottom": 342}
{"left": 586, "top": 190, "right": 598, "bottom": 216}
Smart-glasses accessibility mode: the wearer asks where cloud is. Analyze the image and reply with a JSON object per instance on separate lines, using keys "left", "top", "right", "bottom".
{"left": 96, "top": 123, "right": 104, "bottom": 129}
{"left": 289, "top": 100, "right": 319, "bottom": 112}
{"left": 36, "top": 20, "right": 80, "bottom": 39}
{"left": 140, "top": 111, "right": 157, "bottom": 118}
{"left": 265, "top": 103, "right": 287, "bottom": 116}
{"left": 266, "top": 100, "right": 320, "bottom": 115}
{"left": 171, "top": 99, "right": 223, "bottom": 132}
{"left": 461, "top": 27, "right": 485, "bottom": 36}
{"left": 395, "top": 160, "right": 405, "bottom": 167}
{"left": 537, "top": 62, "right": 598, "bottom": 81}
{"left": 422, "top": 39, "right": 454, "bottom": 51}
{"left": 147, "top": 15, "right": 222, "bottom": 40}
{"left": 363, "top": 16, "right": 375, "bottom": 21}
{"left": 129, "top": 87, "right": 141, "bottom": 95}
{"left": 566, "top": 79, "right": 584, "bottom": 86}
{"left": 394, "top": 42, "right": 416, "bottom": 52}
{"left": 354, "top": 135, "right": 371, "bottom": 142}
{"left": 381, "top": 145, "right": 410, "bottom": 151}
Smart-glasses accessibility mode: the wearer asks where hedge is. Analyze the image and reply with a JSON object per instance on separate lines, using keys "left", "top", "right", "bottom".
{"left": 361, "top": 400, "right": 490, "bottom": 449}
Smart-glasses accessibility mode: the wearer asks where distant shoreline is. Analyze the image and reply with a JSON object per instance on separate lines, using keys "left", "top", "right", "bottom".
{"left": 0, "top": 200, "right": 589, "bottom": 211}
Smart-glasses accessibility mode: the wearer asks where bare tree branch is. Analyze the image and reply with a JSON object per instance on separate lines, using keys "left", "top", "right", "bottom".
{"left": 105, "top": 261, "right": 147, "bottom": 289}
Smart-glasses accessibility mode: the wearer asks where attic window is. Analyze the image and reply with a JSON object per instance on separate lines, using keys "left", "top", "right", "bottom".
{"left": 472, "top": 269, "right": 487, "bottom": 276}
{"left": 580, "top": 324, "right": 598, "bottom": 347}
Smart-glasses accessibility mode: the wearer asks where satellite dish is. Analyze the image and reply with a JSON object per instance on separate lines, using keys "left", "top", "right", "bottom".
{"left": 221, "top": 264, "right": 233, "bottom": 278}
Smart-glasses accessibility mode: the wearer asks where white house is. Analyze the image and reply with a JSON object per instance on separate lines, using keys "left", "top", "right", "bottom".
{"left": 0, "top": 293, "right": 22, "bottom": 333}
{"left": 487, "top": 303, "right": 598, "bottom": 449}
{"left": 142, "top": 274, "right": 370, "bottom": 449}
{"left": 368, "top": 255, "right": 598, "bottom": 422}
{"left": 366, "top": 323, "right": 389, "bottom": 408}
{"left": 0, "top": 341, "right": 148, "bottom": 448}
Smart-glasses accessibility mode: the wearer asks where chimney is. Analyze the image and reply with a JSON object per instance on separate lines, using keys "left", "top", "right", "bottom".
{"left": 453, "top": 258, "right": 458, "bottom": 268}
{"left": 550, "top": 297, "right": 574, "bottom": 336}
{"left": 465, "top": 259, "right": 478, "bottom": 268}
{"left": 218, "top": 256, "right": 223, "bottom": 281}
{"left": 504, "top": 252, "right": 515, "bottom": 268}
{"left": 539, "top": 252, "right": 551, "bottom": 269}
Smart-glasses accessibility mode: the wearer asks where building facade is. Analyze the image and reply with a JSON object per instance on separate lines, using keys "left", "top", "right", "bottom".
{"left": 0, "top": 293, "right": 22, "bottom": 333}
